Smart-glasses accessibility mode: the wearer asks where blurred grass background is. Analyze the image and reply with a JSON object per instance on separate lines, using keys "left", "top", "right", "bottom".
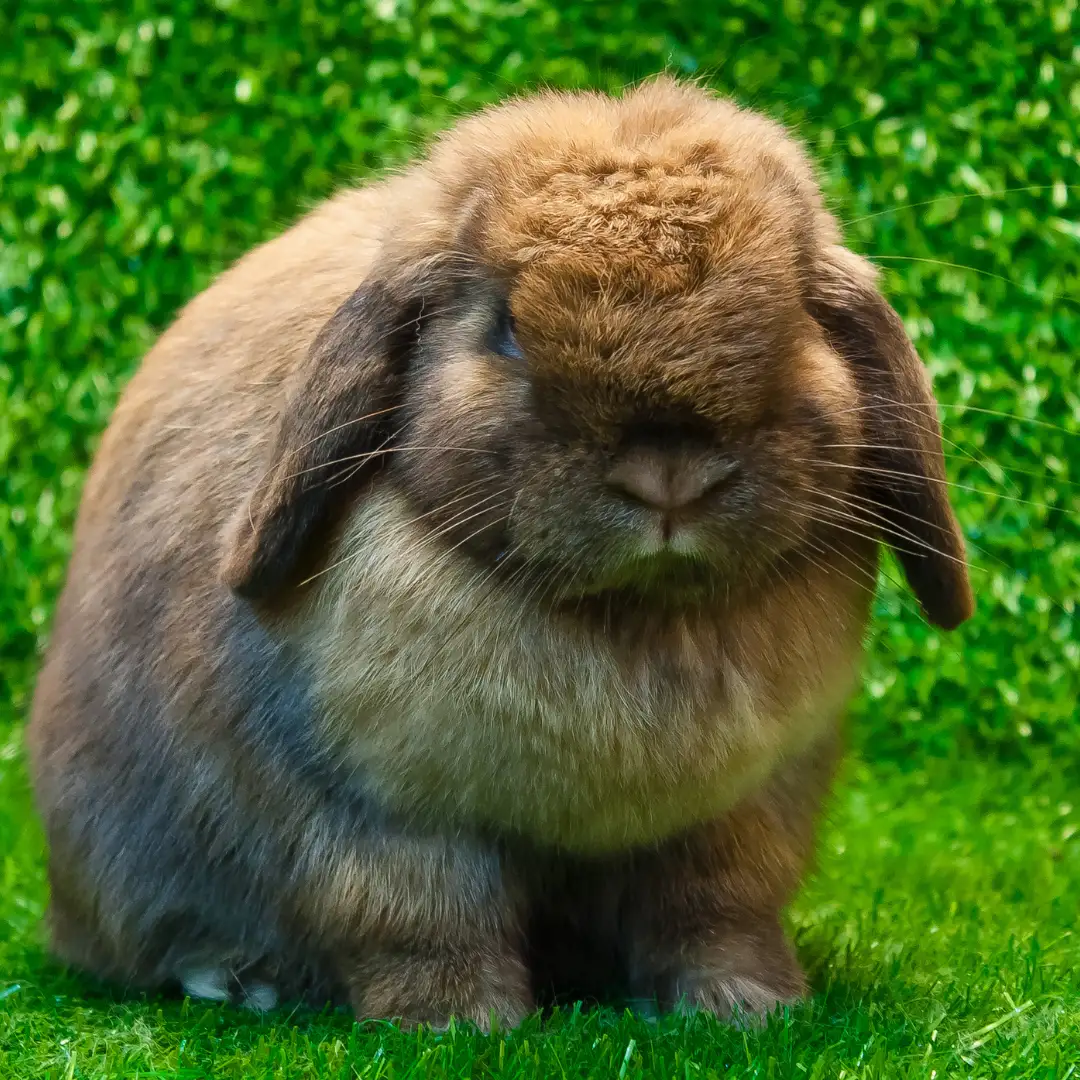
{"left": 1, "top": 0, "right": 1078, "bottom": 1076}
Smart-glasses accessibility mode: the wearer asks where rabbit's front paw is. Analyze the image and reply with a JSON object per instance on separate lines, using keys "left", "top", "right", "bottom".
{"left": 348, "top": 942, "right": 533, "bottom": 1031}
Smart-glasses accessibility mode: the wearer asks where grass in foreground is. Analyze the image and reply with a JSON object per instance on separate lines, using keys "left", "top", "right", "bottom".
{"left": 2, "top": 734, "right": 1078, "bottom": 1078}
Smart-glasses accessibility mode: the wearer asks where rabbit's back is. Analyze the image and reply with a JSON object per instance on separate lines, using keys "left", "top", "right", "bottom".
{"left": 24, "top": 182, "right": 400, "bottom": 992}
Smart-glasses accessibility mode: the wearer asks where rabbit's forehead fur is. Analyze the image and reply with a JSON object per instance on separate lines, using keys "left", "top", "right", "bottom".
{"left": 487, "top": 154, "right": 805, "bottom": 292}
{"left": 422, "top": 78, "right": 838, "bottom": 419}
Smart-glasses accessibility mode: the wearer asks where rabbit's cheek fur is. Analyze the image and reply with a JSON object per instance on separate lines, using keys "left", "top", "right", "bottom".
{"left": 395, "top": 350, "right": 526, "bottom": 561}
{"left": 294, "top": 488, "right": 875, "bottom": 852}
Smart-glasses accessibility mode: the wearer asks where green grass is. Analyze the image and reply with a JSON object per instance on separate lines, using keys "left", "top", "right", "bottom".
{"left": 2, "top": 0, "right": 1079, "bottom": 1075}
{"left": 4, "top": 750, "right": 1080, "bottom": 1076}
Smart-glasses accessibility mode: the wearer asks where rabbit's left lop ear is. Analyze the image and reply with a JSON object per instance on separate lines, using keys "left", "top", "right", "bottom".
{"left": 807, "top": 245, "right": 974, "bottom": 631}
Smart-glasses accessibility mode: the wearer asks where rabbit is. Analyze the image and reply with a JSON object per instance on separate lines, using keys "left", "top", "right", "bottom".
{"left": 26, "top": 75, "right": 972, "bottom": 1029}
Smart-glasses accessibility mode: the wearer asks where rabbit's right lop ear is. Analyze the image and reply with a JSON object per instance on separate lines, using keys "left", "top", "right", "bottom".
{"left": 222, "top": 272, "right": 427, "bottom": 602}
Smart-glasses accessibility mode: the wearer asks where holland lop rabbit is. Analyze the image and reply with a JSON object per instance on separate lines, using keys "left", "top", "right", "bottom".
{"left": 28, "top": 77, "right": 972, "bottom": 1027}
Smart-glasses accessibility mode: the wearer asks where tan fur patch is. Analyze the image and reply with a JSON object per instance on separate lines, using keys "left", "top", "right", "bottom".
{"left": 295, "top": 488, "right": 873, "bottom": 853}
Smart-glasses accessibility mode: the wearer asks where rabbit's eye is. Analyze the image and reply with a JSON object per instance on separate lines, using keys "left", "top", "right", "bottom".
{"left": 490, "top": 304, "right": 525, "bottom": 362}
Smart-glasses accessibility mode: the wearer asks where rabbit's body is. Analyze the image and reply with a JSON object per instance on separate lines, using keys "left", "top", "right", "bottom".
{"left": 29, "top": 78, "right": 971, "bottom": 1026}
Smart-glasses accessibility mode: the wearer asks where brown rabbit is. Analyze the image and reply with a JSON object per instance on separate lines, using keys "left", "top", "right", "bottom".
{"left": 27, "top": 76, "right": 972, "bottom": 1028}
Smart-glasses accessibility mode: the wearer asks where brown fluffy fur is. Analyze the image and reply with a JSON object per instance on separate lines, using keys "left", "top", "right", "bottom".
{"left": 27, "top": 77, "right": 972, "bottom": 1028}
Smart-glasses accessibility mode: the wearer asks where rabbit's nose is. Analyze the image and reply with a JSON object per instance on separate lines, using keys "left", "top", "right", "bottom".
{"left": 606, "top": 451, "right": 738, "bottom": 512}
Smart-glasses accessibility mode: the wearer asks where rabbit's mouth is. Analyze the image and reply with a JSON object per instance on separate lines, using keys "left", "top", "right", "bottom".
{"left": 554, "top": 548, "right": 725, "bottom": 607}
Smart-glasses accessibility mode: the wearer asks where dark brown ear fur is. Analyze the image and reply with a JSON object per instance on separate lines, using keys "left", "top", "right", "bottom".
{"left": 222, "top": 272, "right": 427, "bottom": 601}
{"left": 808, "top": 246, "right": 974, "bottom": 631}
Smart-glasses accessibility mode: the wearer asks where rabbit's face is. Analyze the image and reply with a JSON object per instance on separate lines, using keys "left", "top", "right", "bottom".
{"left": 225, "top": 78, "right": 972, "bottom": 630}
{"left": 398, "top": 161, "right": 863, "bottom": 608}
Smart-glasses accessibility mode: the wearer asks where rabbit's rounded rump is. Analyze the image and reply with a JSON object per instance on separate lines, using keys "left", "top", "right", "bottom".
{"left": 28, "top": 77, "right": 971, "bottom": 1027}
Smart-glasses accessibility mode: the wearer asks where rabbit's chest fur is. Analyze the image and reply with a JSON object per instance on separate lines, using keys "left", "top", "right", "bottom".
{"left": 297, "top": 491, "right": 868, "bottom": 852}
